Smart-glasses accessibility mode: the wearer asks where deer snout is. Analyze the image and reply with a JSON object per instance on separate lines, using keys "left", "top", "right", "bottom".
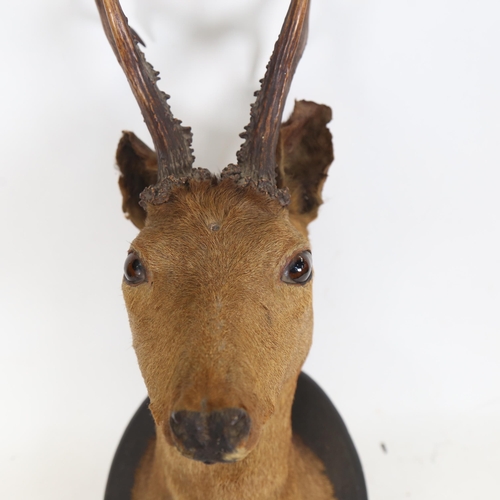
{"left": 169, "top": 408, "right": 251, "bottom": 464}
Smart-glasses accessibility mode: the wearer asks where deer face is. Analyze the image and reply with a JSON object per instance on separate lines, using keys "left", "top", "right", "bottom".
{"left": 122, "top": 181, "right": 313, "bottom": 462}
{"left": 96, "top": 0, "right": 333, "bottom": 465}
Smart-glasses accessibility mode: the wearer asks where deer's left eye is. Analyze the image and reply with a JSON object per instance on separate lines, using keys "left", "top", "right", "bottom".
{"left": 282, "top": 251, "right": 312, "bottom": 285}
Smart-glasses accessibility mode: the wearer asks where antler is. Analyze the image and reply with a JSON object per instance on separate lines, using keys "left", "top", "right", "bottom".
{"left": 95, "top": 0, "right": 195, "bottom": 184}
{"left": 97, "top": 0, "right": 310, "bottom": 207}
{"left": 222, "top": 0, "right": 310, "bottom": 205}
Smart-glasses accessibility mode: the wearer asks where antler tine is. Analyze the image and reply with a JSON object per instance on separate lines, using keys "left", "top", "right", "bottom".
{"left": 223, "top": 0, "right": 310, "bottom": 204}
{"left": 95, "top": 0, "right": 194, "bottom": 182}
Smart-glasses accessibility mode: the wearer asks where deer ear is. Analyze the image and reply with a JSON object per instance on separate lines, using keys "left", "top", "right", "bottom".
{"left": 116, "top": 131, "right": 158, "bottom": 229}
{"left": 277, "top": 100, "right": 333, "bottom": 231}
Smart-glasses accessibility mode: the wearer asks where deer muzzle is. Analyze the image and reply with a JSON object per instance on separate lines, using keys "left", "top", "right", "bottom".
{"left": 169, "top": 408, "right": 252, "bottom": 464}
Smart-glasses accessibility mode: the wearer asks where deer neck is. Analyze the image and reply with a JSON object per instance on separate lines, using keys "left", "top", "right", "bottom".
{"left": 145, "top": 374, "right": 303, "bottom": 500}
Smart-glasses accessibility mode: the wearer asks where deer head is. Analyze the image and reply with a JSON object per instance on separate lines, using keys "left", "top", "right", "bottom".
{"left": 97, "top": 0, "right": 333, "bottom": 467}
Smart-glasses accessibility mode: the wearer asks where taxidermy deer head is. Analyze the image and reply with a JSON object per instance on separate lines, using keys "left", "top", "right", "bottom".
{"left": 97, "top": 0, "right": 335, "bottom": 498}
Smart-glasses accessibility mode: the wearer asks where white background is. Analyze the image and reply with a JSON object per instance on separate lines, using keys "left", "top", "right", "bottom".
{"left": 1, "top": 0, "right": 499, "bottom": 498}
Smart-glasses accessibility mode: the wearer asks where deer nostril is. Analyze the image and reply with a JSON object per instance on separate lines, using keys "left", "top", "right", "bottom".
{"left": 222, "top": 409, "right": 250, "bottom": 440}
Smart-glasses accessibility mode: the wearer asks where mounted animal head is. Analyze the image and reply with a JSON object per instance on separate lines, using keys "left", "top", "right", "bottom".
{"left": 96, "top": 0, "right": 333, "bottom": 465}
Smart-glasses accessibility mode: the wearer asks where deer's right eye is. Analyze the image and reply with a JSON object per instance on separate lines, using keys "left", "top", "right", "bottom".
{"left": 124, "top": 252, "right": 147, "bottom": 285}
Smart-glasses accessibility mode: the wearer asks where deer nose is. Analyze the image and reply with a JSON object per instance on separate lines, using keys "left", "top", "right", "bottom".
{"left": 169, "top": 408, "right": 251, "bottom": 464}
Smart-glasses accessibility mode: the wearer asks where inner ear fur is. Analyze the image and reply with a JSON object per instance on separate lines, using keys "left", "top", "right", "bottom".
{"left": 277, "top": 100, "right": 333, "bottom": 231}
{"left": 116, "top": 131, "right": 158, "bottom": 229}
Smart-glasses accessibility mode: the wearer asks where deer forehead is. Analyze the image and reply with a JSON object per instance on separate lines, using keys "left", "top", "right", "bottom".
{"left": 130, "top": 182, "right": 310, "bottom": 275}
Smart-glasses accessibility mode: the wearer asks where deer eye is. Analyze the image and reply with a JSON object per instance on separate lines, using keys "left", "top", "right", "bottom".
{"left": 282, "top": 251, "right": 312, "bottom": 285}
{"left": 124, "top": 252, "right": 147, "bottom": 285}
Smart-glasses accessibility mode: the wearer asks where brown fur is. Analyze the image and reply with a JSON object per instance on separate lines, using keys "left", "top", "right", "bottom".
{"left": 117, "top": 102, "right": 335, "bottom": 499}
{"left": 116, "top": 131, "right": 158, "bottom": 230}
{"left": 277, "top": 101, "right": 334, "bottom": 232}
